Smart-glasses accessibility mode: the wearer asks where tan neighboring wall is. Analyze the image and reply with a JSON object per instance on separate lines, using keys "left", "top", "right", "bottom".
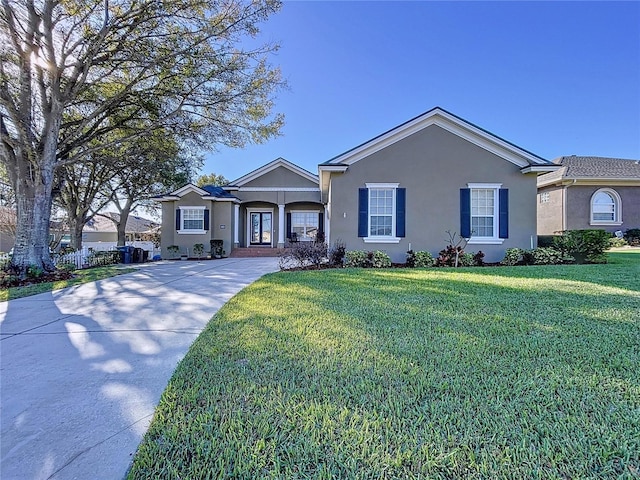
{"left": 566, "top": 185, "right": 640, "bottom": 232}
{"left": 327, "top": 124, "right": 539, "bottom": 263}
{"left": 537, "top": 186, "right": 565, "bottom": 235}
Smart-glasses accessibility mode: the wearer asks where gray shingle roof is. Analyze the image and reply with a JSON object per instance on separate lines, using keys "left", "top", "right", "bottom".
{"left": 84, "top": 213, "right": 159, "bottom": 233}
{"left": 539, "top": 155, "right": 640, "bottom": 184}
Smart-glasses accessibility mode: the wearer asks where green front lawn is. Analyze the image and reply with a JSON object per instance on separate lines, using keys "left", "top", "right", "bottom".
{"left": 129, "top": 252, "right": 640, "bottom": 479}
{"left": 0, "top": 265, "right": 137, "bottom": 301}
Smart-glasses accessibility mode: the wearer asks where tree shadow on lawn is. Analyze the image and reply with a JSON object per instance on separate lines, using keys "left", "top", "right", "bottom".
{"left": 138, "top": 266, "right": 639, "bottom": 478}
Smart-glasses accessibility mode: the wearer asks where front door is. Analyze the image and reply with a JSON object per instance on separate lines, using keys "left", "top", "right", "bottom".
{"left": 250, "top": 212, "right": 272, "bottom": 245}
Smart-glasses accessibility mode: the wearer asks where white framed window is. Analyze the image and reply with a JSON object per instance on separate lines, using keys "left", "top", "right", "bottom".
{"left": 467, "top": 183, "right": 503, "bottom": 244}
{"left": 590, "top": 188, "right": 622, "bottom": 225}
{"left": 178, "top": 206, "right": 205, "bottom": 234}
{"left": 364, "top": 183, "right": 400, "bottom": 243}
{"left": 291, "top": 211, "right": 319, "bottom": 240}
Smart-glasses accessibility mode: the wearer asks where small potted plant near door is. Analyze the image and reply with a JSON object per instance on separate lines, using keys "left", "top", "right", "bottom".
{"left": 167, "top": 245, "right": 179, "bottom": 260}
{"left": 193, "top": 243, "right": 204, "bottom": 260}
{"left": 210, "top": 239, "right": 224, "bottom": 259}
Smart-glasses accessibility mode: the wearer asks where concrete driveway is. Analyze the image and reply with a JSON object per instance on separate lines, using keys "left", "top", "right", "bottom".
{"left": 0, "top": 258, "right": 279, "bottom": 480}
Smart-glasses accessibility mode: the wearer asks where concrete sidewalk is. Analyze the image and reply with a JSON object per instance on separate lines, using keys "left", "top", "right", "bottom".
{"left": 0, "top": 258, "right": 279, "bottom": 480}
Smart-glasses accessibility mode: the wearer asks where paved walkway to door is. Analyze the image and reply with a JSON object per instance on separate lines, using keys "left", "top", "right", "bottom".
{"left": 0, "top": 258, "right": 279, "bottom": 480}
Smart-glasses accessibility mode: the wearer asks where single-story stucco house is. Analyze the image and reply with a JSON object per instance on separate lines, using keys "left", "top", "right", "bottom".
{"left": 157, "top": 107, "right": 560, "bottom": 262}
{"left": 537, "top": 155, "right": 640, "bottom": 235}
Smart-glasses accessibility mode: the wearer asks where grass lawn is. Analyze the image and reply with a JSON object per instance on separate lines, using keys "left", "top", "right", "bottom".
{"left": 128, "top": 251, "right": 640, "bottom": 479}
{"left": 0, "top": 265, "right": 137, "bottom": 301}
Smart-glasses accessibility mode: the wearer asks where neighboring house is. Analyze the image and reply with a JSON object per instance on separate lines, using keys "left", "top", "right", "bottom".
{"left": 155, "top": 159, "right": 324, "bottom": 257}
{"left": 158, "top": 107, "right": 559, "bottom": 262}
{"left": 83, "top": 213, "right": 159, "bottom": 243}
{"left": 537, "top": 156, "right": 640, "bottom": 235}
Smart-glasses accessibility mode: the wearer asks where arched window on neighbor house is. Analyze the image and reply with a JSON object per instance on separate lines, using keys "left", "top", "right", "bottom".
{"left": 590, "top": 188, "right": 622, "bottom": 225}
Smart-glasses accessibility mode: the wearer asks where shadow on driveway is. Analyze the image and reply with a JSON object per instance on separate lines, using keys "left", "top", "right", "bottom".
{"left": 0, "top": 258, "right": 279, "bottom": 480}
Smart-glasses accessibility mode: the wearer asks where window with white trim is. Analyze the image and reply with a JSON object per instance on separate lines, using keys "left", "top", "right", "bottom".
{"left": 471, "top": 188, "right": 496, "bottom": 237}
{"left": 590, "top": 189, "right": 621, "bottom": 225}
{"left": 291, "top": 212, "right": 318, "bottom": 240}
{"left": 465, "top": 183, "right": 505, "bottom": 244}
{"left": 179, "top": 206, "right": 205, "bottom": 233}
{"left": 369, "top": 188, "right": 394, "bottom": 237}
{"left": 540, "top": 192, "right": 550, "bottom": 204}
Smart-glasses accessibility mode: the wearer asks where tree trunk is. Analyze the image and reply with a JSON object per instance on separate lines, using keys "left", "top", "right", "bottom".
{"left": 69, "top": 216, "right": 85, "bottom": 251}
{"left": 10, "top": 155, "right": 56, "bottom": 274}
{"left": 116, "top": 204, "right": 132, "bottom": 246}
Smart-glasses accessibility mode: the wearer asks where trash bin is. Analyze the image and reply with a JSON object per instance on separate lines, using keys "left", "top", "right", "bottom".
{"left": 142, "top": 250, "right": 149, "bottom": 263}
{"left": 132, "top": 247, "right": 143, "bottom": 263}
{"left": 116, "top": 246, "right": 133, "bottom": 264}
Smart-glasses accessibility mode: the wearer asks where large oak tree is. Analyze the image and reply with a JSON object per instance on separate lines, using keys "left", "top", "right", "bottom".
{"left": 0, "top": 0, "right": 284, "bottom": 275}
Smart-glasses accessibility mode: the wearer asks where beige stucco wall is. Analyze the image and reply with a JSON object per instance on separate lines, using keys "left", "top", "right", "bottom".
{"left": 565, "top": 185, "right": 640, "bottom": 233}
{"left": 327, "top": 124, "right": 539, "bottom": 263}
{"left": 159, "top": 191, "right": 236, "bottom": 258}
{"left": 241, "top": 166, "right": 318, "bottom": 188}
{"left": 537, "top": 186, "right": 565, "bottom": 235}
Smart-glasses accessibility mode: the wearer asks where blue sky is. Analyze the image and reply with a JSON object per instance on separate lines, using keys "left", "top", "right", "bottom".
{"left": 204, "top": 1, "right": 640, "bottom": 181}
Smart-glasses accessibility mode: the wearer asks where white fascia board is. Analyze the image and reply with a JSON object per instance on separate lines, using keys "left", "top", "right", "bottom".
{"left": 237, "top": 187, "right": 320, "bottom": 192}
{"left": 520, "top": 165, "right": 561, "bottom": 174}
{"left": 154, "top": 195, "right": 180, "bottom": 202}
{"left": 230, "top": 158, "right": 318, "bottom": 186}
{"left": 327, "top": 109, "right": 547, "bottom": 169}
{"left": 171, "top": 183, "right": 208, "bottom": 197}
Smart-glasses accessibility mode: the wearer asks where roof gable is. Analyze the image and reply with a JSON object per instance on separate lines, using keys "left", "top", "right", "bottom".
{"left": 154, "top": 183, "right": 240, "bottom": 202}
{"left": 228, "top": 158, "right": 318, "bottom": 187}
{"left": 322, "top": 107, "right": 551, "bottom": 169}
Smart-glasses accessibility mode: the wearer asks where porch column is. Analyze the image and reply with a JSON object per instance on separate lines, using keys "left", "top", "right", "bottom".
{"left": 234, "top": 204, "right": 240, "bottom": 245}
{"left": 278, "top": 204, "right": 285, "bottom": 248}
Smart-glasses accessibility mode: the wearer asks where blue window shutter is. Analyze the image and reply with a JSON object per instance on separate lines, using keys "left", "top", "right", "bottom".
{"left": 460, "top": 189, "right": 471, "bottom": 238}
{"left": 286, "top": 213, "right": 291, "bottom": 239}
{"left": 204, "top": 209, "right": 210, "bottom": 230}
{"left": 175, "top": 209, "right": 181, "bottom": 230}
{"left": 358, "top": 188, "right": 368, "bottom": 237}
{"left": 396, "top": 188, "right": 406, "bottom": 237}
{"left": 318, "top": 212, "right": 324, "bottom": 234}
{"left": 499, "top": 189, "right": 509, "bottom": 238}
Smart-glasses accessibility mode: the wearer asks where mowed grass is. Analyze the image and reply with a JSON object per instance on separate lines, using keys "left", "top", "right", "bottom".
{"left": 129, "top": 251, "right": 640, "bottom": 479}
{"left": 0, "top": 265, "right": 137, "bottom": 301}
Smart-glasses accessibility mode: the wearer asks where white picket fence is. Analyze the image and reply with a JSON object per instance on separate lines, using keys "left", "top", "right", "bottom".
{"left": 0, "top": 241, "right": 159, "bottom": 270}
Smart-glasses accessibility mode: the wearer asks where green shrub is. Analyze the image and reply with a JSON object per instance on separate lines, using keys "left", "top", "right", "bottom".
{"left": 345, "top": 250, "right": 391, "bottom": 268}
{"left": 560, "top": 229, "right": 610, "bottom": 264}
{"left": 26, "top": 264, "right": 44, "bottom": 279}
{"left": 345, "top": 250, "right": 368, "bottom": 268}
{"left": 501, "top": 248, "right": 523, "bottom": 266}
{"left": 530, "top": 247, "right": 568, "bottom": 265}
{"left": 608, "top": 236, "right": 627, "bottom": 248}
{"left": 57, "top": 262, "right": 76, "bottom": 273}
{"left": 0, "top": 270, "right": 18, "bottom": 288}
{"left": 193, "top": 243, "right": 204, "bottom": 258}
{"left": 435, "top": 245, "right": 467, "bottom": 267}
{"left": 166, "top": 245, "right": 180, "bottom": 258}
{"left": 537, "top": 235, "right": 562, "bottom": 248}
{"left": 370, "top": 251, "right": 391, "bottom": 268}
{"left": 458, "top": 252, "right": 473, "bottom": 267}
{"left": 624, "top": 228, "right": 640, "bottom": 246}
{"left": 406, "top": 250, "right": 434, "bottom": 267}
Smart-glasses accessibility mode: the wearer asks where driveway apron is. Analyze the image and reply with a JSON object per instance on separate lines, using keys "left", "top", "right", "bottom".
{"left": 0, "top": 258, "right": 279, "bottom": 480}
